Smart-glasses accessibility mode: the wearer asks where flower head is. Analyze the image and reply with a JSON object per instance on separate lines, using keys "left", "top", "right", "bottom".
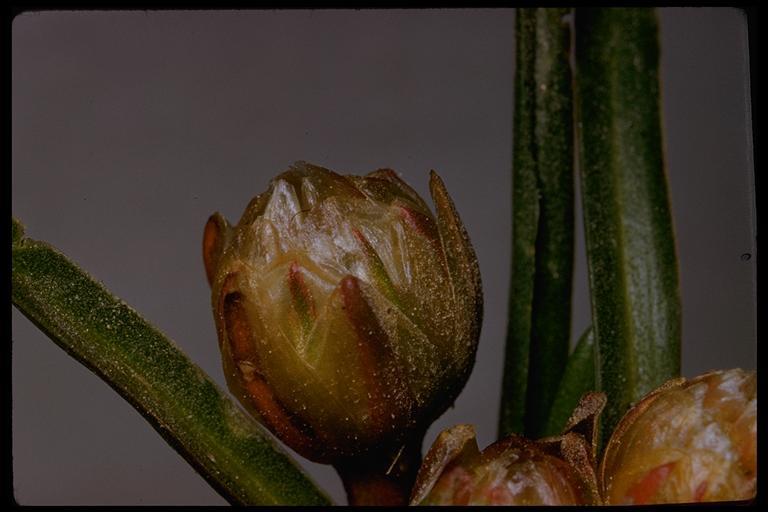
{"left": 600, "top": 368, "right": 756, "bottom": 504}
{"left": 410, "top": 393, "right": 605, "bottom": 505}
{"left": 203, "top": 162, "right": 482, "bottom": 463}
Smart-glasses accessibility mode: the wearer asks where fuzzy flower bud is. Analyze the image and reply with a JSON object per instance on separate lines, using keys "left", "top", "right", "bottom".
{"left": 203, "top": 162, "right": 482, "bottom": 464}
{"left": 600, "top": 368, "right": 757, "bottom": 504}
{"left": 410, "top": 394, "right": 605, "bottom": 505}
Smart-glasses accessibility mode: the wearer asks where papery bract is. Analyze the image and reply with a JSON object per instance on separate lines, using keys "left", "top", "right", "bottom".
{"left": 410, "top": 393, "right": 605, "bottom": 505}
{"left": 203, "top": 161, "right": 483, "bottom": 464}
{"left": 600, "top": 368, "right": 756, "bottom": 504}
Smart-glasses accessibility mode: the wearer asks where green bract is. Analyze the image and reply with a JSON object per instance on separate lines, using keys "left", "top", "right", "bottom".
{"left": 204, "top": 162, "right": 483, "bottom": 464}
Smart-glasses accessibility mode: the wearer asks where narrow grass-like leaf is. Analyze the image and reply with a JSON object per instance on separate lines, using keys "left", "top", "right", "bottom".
{"left": 499, "top": 8, "right": 574, "bottom": 438}
{"left": 542, "top": 327, "right": 595, "bottom": 438}
{"left": 525, "top": 7, "right": 575, "bottom": 439}
{"left": 574, "top": 8, "right": 682, "bottom": 442}
{"left": 11, "top": 218, "right": 331, "bottom": 506}
{"left": 499, "top": 8, "right": 537, "bottom": 438}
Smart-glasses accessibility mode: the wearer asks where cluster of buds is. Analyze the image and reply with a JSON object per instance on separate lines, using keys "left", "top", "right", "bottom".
{"left": 203, "top": 162, "right": 482, "bottom": 465}
{"left": 203, "top": 163, "right": 755, "bottom": 506}
{"left": 412, "top": 368, "right": 756, "bottom": 506}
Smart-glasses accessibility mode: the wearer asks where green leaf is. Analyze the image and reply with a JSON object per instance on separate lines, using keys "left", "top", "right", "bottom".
{"left": 499, "top": 8, "right": 574, "bottom": 438}
{"left": 574, "top": 8, "right": 682, "bottom": 442}
{"left": 11, "top": 221, "right": 331, "bottom": 506}
{"left": 542, "top": 327, "right": 595, "bottom": 438}
{"left": 499, "top": 7, "right": 537, "bottom": 439}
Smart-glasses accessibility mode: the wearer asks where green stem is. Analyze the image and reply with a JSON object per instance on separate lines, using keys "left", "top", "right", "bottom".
{"left": 574, "top": 8, "right": 681, "bottom": 442}
{"left": 333, "top": 432, "right": 423, "bottom": 506}
{"left": 542, "top": 327, "right": 595, "bottom": 438}
{"left": 11, "top": 217, "right": 331, "bottom": 506}
{"left": 500, "top": 7, "right": 574, "bottom": 439}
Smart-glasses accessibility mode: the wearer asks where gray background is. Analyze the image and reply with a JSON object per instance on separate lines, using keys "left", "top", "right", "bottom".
{"left": 12, "top": 8, "right": 755, "bottom": 505}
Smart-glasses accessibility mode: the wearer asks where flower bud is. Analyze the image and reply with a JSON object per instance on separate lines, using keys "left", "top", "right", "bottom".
{"left": 600, "top": 368, "right": 757, "bottom": 504}
{"left": 410, "top": 393, "right": 605, "bottom": 505}
{"left": 203, "top": 161, "right": 482, "bottom": 464}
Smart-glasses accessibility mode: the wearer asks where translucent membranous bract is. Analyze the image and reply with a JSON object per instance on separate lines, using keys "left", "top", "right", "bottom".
{"left": 204, "top": 162, "right": 483, "bottom": 463}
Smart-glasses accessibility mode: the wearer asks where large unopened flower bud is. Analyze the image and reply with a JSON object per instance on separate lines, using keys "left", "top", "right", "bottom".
{"left": 203, "top": 162, "right": 482, "bottom": 465}
{"left": 410, "top": 394, "right": 605, "bottom": 505}
{"left": 600, "top": 368, "right": 756, "bottom": 504}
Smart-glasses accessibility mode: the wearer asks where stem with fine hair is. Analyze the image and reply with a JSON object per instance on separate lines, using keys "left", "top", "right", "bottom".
{"left": 11, "top": 217, "right": 331, "bottom": 506}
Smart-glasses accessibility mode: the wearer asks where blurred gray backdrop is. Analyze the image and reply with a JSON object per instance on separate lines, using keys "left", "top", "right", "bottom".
{"left": 12, "top": 8, "right": 755, "bottom": 505}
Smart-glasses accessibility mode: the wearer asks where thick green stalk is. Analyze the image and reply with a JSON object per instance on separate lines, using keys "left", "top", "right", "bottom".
{"left": 499, "top": 8, "right": 574, "bottom": 438}
{"left": 542, "top": 327, "right": 595, "bottom": 438}
{"left": 499, "top": 7, "right": 537, "bottom": 438}
{"left": 574, "top": 8, "right": 681, "bottom": 441}
{"left": 11, "top": 218, "right": 331, "bottom": 506}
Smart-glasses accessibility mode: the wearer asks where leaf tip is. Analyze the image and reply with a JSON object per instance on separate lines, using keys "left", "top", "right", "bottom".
{"left": 12, "top": 217, "right": 25, "bottom": 246}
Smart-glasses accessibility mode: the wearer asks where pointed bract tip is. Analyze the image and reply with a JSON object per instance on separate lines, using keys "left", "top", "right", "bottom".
{"left": 12, "top": 217, "right": 25, "bottom": 246}
{"left": 410, "top": 423, "right": 480, "bottom": 505}
{"left": 203, "top": 212, "right": 230, "bottom": 287}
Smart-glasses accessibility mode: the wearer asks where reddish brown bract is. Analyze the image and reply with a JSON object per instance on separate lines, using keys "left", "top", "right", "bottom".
{"left": 410, "top": 394, "right": 605, "bottom": 505}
